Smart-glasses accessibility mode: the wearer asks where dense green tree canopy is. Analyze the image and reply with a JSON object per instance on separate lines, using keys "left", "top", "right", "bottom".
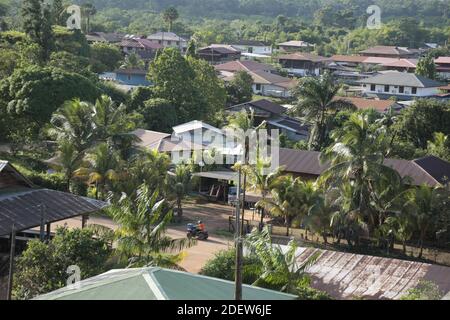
{"left": 0, "top": 66, "right": 100, "bottom": 132}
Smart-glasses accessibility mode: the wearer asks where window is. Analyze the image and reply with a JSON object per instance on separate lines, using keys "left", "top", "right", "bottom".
{"left": 399, "top": 86, "right": 404, "bottom": 93}
{"left": 127, "top": 75, "right": 131, "bottom": 81}
{"left": 255, "top": 84, "right": 262, "bottom": 91}
{"left": 412, "top": 87, "right": 417, "bottom": 95}
{"left": 370, "top": 84, "right": 376, "bottom": 91}
{"left": 384, "top": 85, "right": 390, "bottom": 92}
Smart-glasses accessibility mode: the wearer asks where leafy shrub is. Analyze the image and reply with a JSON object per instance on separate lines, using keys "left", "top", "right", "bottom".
{"left": 13, "top": 227, "right": 112, "bottom": 300}
{"left": 200, "top": 249, "right": 260, "bottom": 285}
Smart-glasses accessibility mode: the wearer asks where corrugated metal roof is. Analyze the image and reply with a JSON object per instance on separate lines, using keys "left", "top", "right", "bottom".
{"left": 34, "top": 267, "right": 297, "bottom": 300}
{"left": 359, "top": 72, "right": 445, "bottom": 88}
{"left": 294, "top": 247, "right": 450, "bottom": 300}
{"left": 0, "top": 189, "right": 107, "bottom": 236}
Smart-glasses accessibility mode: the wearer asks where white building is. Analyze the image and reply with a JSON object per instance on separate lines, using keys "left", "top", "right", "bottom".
{"left": 229, "top": 40, "right": 272, "bottom": 56}
{"left": 359, "top": 71, "right": 445, "bottom": 100}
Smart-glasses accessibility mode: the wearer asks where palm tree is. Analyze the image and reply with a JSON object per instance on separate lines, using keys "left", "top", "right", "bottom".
{"left": 306, "top": 192, "right": 335, "bottom": 244}
{"left": 52, "top": 140, "right": 83, "bottom": 191}
{"left": 167, "top": 164, "right": 192, "bottom": 219}
{"left": 402, "top": 185, "right": 449, "bottom": 258}
{"left": 108, "top": 184, "right": 192, "bottom": 267}
{"left": 50, "top": 99, "right": 96, "bottom": 154}
{"left": 245, "top": 226, "right": 319, "bottom": 294}
{"left": 320, "top": 113, "right": 402, "bottom": 235}
{"left": 247, "top": 156, "right": 284, "bottom": 231}
{"left": 120, "top": 53, "right": 145, "bottom": 70}
{"left": 386, "top": 210, "right": 415, "bottom": 254}
{"left": 75, "top": 143, "right": 120, "bottom": 200}
{"left": 227, "top": 109, "right": 266, "bottom": 232}
{"left": 82, "top": 3, "right": 96, "bottom": 33}
{"left": 258, "top": 176, "right": 311, "bottom": 236}
{"left": 293, "top": 72, "right": 355, "bottom": 150}
{"left": 162, "top": 6, "right": 179, "bottom": 32}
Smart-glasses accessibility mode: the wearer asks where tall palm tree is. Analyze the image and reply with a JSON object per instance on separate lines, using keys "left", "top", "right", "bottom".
{"left": 82, "top": 3, "right": 96, "bottom": 33}
{"left": 320, "top": 113, "right": 402, "bottom": 236}
{"left": 245, "top": 226, "right": 319, "bottom": 294}
{"left": 293, "top": 72, "right": 355, "bottom": 150}
{"left": 227, "top": 109, "right": 266, "bottom": 232}
{"left": 167, "top": 164, "right": 192, "bottom": 219}
{"left": 108, "top": 184, "right": 192, "bottom": 267}
{"left": 162, "top": 6, "right": 179, "bottom": 32}
{"left": 75, "top": 142, "right": 120, "bottom": 200}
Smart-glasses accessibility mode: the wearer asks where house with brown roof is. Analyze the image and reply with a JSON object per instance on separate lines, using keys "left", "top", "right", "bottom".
{"left": 86, "top": 32, "right": 124, "bottom": 44}
{"left": 333, "top": 96, "right": 403, "bottom": 113}
{"left": 279, "top": 148, "right": 450, "bottom": 187}
{"left": 360, "top": 46, "right": 419, "bottom": 58}
{"left": 214, "top": 60, "right": 275, "bottom": 73}
{"left": 277, "top": 52, "right": 329, "bottom": 76}
{"left": 197, "top": 46, "right": 241, "bottom": 64}
{"left": 118, "top": 36, "right": 163, "bottom": 61}
{"left": 381, "top": 59, "right": 418, "bottom": 72}
{"left": 228, "top": 40, "right": 272, "bottom": 56}
{"left": 435, "top": 57, "right": 450, "bottom": 80}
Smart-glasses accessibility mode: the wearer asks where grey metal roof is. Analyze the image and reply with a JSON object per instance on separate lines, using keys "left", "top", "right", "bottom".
{"left": 359, "top": 72, "right": 445, "bottom": 88}
{"left": 278, "top": 149, "right": 449, "bottom": 187}
{"left": 227, "top": 99, "right": 287, "bottom": 116}
{"left": 0, "top": 189, "right": 108, "bottom": 236}
{"left": 193, "top": 171, "right": 238, "bottom": 182}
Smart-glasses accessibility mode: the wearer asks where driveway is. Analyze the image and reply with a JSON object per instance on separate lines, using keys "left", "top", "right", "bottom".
{"left": 42, "top": 201, "right": 249, "bottom": 273}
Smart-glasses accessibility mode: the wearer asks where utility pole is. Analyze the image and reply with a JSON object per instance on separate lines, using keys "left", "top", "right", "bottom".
{"left": 234, "top": 168, "right": 243, "bottom": 300}
{"left": 7, "top": 224, "right": 16, "bottom": 301}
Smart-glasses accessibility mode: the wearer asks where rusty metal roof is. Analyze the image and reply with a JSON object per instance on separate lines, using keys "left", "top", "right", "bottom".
{"left": 0, "top": 188, "right": 107, "bottom": 236}
{"left": 279, "top": 148, "right": 450, "bottom": 186}
{"left": 295, "top": 247, "right": 450, "bottom": 300}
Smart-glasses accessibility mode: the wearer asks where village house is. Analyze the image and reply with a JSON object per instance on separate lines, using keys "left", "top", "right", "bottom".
{"left": 359, "top": 71, "right": 445, "bottom": 100}
{"left": 214, "top": 60, "right": 276, "bottom": 74}
{"left": 435, "top": 56, "right": 450, "bottom": 80}
{"left": 225, "top": 99, "right": 308, "bottom": 141}
{"left": 229, "top": 40, "right": 272, "bottom": 56}
{"left": 118, "top": 36, "right": 163, "bottom": 61}
{"left": 359, "top": 46, "right": 420, "bottom": 58}
{"left": 197, "top": 46, "right": 241, "bottom": 64}
{"left": 147, "top": 32, "right": 188, "bottom": 51}
{"left": 277, "top": 40, "right": 315, "bottom": 52}
{"left": 277, "top": 52, "right": 328, "bottom": 77}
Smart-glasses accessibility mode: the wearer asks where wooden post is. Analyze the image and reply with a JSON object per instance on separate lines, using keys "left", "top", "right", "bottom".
{"left": 46, "top": 223, "right": 51, "bottom": 241}
{"left": 7, "top": 225, "right": 16, "bottom": 301}
{"left": 81, "top": 214, "right": 89, "bottom": 229}
{"left": 39, "top": 204, "right": 46, "bottom": 242}
{"left": 234, "top": 168, "right": 243, "bottom": 301}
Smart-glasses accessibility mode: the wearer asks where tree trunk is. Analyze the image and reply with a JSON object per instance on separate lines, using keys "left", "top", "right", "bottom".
{"left": 322, "top": 234, "right": 328, "bottom": 244}
{"left": 418, "top": 231, "right": 425, "bottom": 259}
{"left": 402, "top": 241, "right": 406, "bottom": 255}
{"left": 285, "top": 217, "right": 290, "bottom": 236}
{"left": 177, "top": 198, "right": 183, "bottom": 218}
{"left": 241, "top": 173, "right": 247, "bottom": 236}
{"left": 259, "top": 208, "right": 265, "bottom": 231}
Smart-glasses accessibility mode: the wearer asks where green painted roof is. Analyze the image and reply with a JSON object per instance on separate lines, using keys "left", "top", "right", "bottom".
{"left": 34, "top": 268, "right": 297, "bottom": 300}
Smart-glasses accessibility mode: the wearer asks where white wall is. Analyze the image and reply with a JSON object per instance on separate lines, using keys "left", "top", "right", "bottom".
{"left": 232, "top": 45, "right": 272, "bottom": 55}
{"left": 253, "top": 84, "right": 291, "bottom": 98}
{"left": 284, "top": 67, "right": 320, "bottom": 77}
{"left": 362, "top": 84, "right": 440, "bottom": 97}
